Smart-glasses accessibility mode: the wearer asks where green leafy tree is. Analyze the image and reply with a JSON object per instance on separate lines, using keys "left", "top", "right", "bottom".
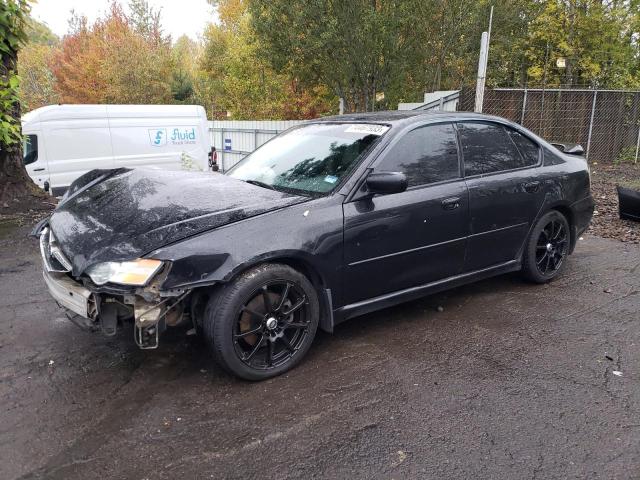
{"left": 248, "top": 0, "right": 415, "bottom": 113}
{"left": 523, "top": 0, "right": 640, "bottom": 88}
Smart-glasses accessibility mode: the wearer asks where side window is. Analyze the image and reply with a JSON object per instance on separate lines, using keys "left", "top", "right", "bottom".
{"left": 458, "top": 122, "right": 523, "bottom": 175}
{"left": 506, "top": 128, "right": 540, "bottom": 167}
{"left": 377, "top": 123, "right": 460, "bottom": 187}
{"left": 23, "top": 134, "right": 38, "bottom": 165}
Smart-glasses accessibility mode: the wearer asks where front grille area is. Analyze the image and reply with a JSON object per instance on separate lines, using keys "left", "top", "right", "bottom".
{"left": 40, "top": 227, "right": 72, "bottom": 273}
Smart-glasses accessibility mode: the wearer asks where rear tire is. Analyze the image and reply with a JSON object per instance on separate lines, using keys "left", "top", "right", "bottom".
{"left": 203, "top": 263, "right": 319, "bottom": 381}
{"left": 522, "top": 210, "right": 570, "bottom": 283}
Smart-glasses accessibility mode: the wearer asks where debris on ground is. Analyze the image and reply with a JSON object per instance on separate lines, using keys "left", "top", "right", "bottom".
{"left": 612, "top": 370, "right": 623, "bottom": 377}
{"left": 588, "top": 163, "right": 640, "bottom": 243}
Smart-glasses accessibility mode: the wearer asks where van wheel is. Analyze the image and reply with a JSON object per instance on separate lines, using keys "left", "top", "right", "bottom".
{"left": 522, "top": 210, "right": 570, "bottom": 283}
{"left": 203, "top": 264, "right": 319, "bottom": 381}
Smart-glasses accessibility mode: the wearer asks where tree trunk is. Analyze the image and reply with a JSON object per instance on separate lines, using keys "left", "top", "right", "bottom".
{"left": 1, "top": 39, "right": 47, "bottom": 210}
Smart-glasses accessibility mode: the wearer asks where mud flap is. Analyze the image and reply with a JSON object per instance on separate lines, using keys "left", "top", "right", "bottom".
{"left": 100, "top": 303, "right": 118, "bottom": 337}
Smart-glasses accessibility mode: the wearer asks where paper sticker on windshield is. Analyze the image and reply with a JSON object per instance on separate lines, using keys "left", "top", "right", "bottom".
{"left": 344, "top": 124, "right": 390, "bottom": 136}
{"left": 324, "top": 175, "right": 338, "bottom": 184}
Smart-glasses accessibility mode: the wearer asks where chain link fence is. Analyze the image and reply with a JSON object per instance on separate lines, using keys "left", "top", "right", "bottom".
{"left": 458, "top": 86, "right": 640, "bottom": 164}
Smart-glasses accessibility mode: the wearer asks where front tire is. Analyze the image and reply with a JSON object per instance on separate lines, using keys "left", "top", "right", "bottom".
{"left": 203, "top": 264, "right": 319, "bottom": 381}
{"left": 522, "top": 210, "right": 570, "bottom": 283}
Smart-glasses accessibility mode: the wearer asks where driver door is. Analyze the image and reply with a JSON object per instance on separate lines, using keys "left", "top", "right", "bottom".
{"left": 342, "top": 122, "right": 469, "bottom": 306}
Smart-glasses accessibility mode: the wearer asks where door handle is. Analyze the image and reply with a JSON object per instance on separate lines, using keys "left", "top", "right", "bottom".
{"left": 441, "top": 197, "right": 461, "bottom": 210}
{"left": 522, "top": 181, "right": 540, "bottom": 193}
{"left": 33, "top": 168, "right": 45, "bottom": 172}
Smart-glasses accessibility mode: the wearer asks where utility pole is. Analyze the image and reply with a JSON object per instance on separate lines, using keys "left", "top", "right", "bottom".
{"left": 474, "top": 6, "right": 494, "bottom": 113}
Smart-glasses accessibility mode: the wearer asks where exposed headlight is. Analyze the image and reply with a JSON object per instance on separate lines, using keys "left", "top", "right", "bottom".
{"left": 86, "top": 259, "right": 163, "bottom": 286}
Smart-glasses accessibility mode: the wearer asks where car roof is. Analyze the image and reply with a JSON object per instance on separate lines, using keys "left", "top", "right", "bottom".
{"left": 312, "top": 110, "right": 513, "bottom": 128}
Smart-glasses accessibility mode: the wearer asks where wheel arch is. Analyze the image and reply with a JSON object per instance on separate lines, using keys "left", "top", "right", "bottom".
{"left": 548, "top": 203, "right": 576, "bottom": 253}
{"left": 212, "top": 254, "right": 335, "bottom": 334}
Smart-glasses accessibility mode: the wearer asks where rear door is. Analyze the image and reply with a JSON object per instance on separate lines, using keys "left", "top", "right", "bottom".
{"left": 457, "top": 121, "right": 545, "bottom": 271}
{"left": 343, "top": 122, "right": 469, "bottom": 305}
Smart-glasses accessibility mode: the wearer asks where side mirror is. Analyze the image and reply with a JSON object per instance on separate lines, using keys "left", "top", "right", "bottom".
{"left": 366, "top": 171, "right": 408, "bottom": 195}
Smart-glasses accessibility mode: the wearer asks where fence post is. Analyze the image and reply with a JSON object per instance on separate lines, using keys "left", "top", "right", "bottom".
{"left": 586, "top": 90, "right": 598, "bottom": 161}
{"left": 520, "top": 88, "right": 528, "bottom": 125}
{"left": 220, "top": 127, "right": 225, "bottom": 172}
{"left": 633, "top": 114, "right": 640, "bottom": 163}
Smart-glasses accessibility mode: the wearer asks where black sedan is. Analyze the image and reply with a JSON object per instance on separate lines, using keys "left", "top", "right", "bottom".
{"left": 34, "top": 111, "right": 594, "bottom": 380}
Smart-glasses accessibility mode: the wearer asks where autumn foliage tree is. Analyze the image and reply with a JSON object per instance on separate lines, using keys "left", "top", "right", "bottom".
{"left": 200, "top": 0, "right": 334, "bottom": 119}
{"left": 51, "top": 2, "right": 173, "bottom": 104}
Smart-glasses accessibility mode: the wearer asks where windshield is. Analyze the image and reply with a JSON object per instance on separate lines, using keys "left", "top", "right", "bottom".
{"left": 227, "top": 123, "right": 389, "bottom": 195}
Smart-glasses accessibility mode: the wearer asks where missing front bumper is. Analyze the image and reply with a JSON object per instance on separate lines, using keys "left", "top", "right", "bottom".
{"left": 43, "top": 269, "right": 96, "bottom": 319}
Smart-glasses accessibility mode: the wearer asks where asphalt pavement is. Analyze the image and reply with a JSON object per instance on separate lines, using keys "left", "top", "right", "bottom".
{"left": 1, "top": 223, "right": 638, "bottom": 479}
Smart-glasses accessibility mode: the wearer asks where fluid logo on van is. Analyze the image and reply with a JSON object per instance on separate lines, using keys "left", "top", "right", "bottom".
{"left": 148, "top": 128, "right": 167, "bottom": 147}
{"left": 169, "top": 127, "right": 197, "bottom": 145}
{"left": 148, "top": 127, "right": 197, "bottom": 146}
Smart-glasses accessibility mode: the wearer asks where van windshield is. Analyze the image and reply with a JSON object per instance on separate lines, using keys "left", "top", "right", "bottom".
{"left": 23, "top": 134, "right": 38, "bottom": 165}
{"left": 227, "top": 123, "right": 388, "bottom": 195}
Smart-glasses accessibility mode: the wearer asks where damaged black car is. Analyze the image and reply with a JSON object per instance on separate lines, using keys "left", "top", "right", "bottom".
{"left": 34, "top": 111, "right": 594, "bottom": 380}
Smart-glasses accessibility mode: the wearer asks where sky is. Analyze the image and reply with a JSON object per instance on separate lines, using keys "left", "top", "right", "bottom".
{"left": 31, "top": 0, "right": 218, "bottom": 42}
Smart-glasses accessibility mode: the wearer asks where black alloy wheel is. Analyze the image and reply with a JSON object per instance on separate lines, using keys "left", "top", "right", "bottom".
{"left": 234, "top": 282, "right": 311, "bottom": 370}
{"left": 535, "top": 218, "right": 568, "bottom": 275}
{"left": 522, "top": 210, "right": 571, "bottom": 283}
{"left": 204, "top": 264, "right": 319, "bottom": 380}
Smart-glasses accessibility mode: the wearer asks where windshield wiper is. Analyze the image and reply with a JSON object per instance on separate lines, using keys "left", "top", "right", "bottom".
{"left": 244, "top": 179, "right": 276, "bottom": 191}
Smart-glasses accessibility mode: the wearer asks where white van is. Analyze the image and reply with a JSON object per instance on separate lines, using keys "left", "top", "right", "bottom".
{"left": 22, "top": 104, "right": 212, "bottom": 195}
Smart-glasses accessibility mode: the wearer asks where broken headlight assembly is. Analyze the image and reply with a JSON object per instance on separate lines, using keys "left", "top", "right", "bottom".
{"left": 85, "top": 259, "right": 163, "bottom": 286}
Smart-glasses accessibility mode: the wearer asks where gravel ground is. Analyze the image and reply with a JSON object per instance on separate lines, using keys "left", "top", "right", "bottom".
{"left": 0, "top": 224, "right": 639, "bottom": 480}
{"left": 588, "top": 163, "right": 640, "bottom": 243}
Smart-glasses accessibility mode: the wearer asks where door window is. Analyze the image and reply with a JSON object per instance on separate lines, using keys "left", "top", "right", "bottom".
{"left": 458, "top": 122, "right": 524, "bottom": 176}
{"left": 377, "top": 123, "right": 460, "bottom": 187}
{"left": 23, "top": 134, "right": 38, "bottom": 165}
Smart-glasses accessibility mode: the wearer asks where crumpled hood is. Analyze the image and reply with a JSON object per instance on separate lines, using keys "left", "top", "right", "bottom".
{"left": 49, "top": 168, "right": 306, "bottom": 274}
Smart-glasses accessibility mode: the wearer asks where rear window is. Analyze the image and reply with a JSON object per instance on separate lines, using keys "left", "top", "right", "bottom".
{"left": 507, "top": 128, "right": 540, "bottom": 167}
{"left": 458, "top": 122, "right": 524, "bottom": 175}
{"left": 23, "top": 134, "right": 38, "bottom": 165}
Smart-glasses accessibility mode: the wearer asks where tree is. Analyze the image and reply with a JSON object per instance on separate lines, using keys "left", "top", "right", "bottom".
{"left": 249, "top": 0, "right": 416, "bottom": 113}
{"left": 523, "top": 0, "right": 640, "bottom": 88}
{"left": 200, "top": 0, "right": 333, "bottom": 119}
{"left": 51, "top": 2, "right": 173, "bottom": 104}
{"left": 0, "top": 0, "right": 42, "bottom": 204}
{"left": 17, "top": 17, "right": 60, "bottom": 111}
